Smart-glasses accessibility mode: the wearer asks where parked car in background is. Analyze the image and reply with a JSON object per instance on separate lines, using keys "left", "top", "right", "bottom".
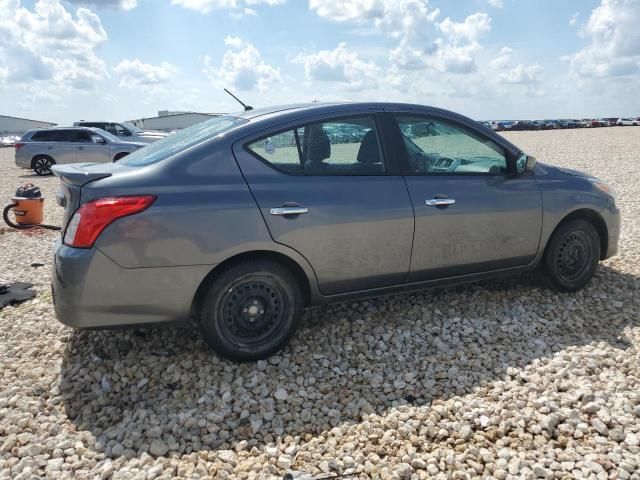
{"left": 617, "top": 118, "right": 638, "bottom": 126}
{"left": 15, "top": 127, "right": 146, "bottom": 175}
{"left": 1, "top": 136, "right": 18, "bottom": 147}
{"left": 73, "top": 121, "right": 169, "bottom": 143}
{"left": 604, "top": 118, "right": 619, "bottom": 126}
{"left": 50, "top": 102, "right": 619, "bottom": 361}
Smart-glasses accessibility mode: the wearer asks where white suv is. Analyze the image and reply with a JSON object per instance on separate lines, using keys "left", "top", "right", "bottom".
{"left": 73, "top": 121, "right": 168, "bottom": 143}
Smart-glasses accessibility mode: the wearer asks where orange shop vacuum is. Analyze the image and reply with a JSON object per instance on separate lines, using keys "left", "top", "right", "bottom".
{"left": 3, "top": 184, "right": 61, "bottom": 231}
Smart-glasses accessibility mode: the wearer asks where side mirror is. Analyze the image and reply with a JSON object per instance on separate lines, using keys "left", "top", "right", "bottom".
{"left": 92, "top": 135, "right": 106, "bottom": 144}
{"left": 516, "top": 153, "right": 536, "bottom": 174}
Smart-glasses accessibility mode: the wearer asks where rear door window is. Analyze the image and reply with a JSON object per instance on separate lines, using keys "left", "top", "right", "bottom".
{"left": 30, "top": 131, "right": 53, "bottom": 141}
{"left": 247, "top": 115, "right": 385, "bottom": 175}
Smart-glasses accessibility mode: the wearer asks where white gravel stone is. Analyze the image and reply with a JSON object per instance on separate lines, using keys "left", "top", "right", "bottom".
{"left": 274, "top": 388, "right": 288, "bottom": 401}
{"left": 148, "top": 440, "right": 169, "bottom": 457}
{"left": 2, "top": 130, "right": 640, "bottom": 477}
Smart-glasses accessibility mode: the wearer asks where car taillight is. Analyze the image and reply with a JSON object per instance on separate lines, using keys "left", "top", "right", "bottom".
{"left": 64, "top": 195, "right": 156, "bottom": 248}
{"left": 14, "top": 143, "right": 25, "bottom": 151}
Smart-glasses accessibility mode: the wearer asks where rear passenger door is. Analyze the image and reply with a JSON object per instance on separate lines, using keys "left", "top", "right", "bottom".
{"left": 233, "top": 114, "right": 414, "bottom": 295}
{"left": 48, "top": 130, "right": 78, "bottom": 164}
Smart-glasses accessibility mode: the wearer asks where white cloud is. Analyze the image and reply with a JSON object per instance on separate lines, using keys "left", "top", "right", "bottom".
{"left": 487, "top": 0, "right": 503, "bottom": 7}
{"left": 569, "top": 12, "right": 579, "bottom": 26}
{"left": 171, "top": 0, "right": 285, "bottom": 14}
{"left": 568, "top": 0, "right": 640, "bottom": 78}
{"left": 309, "top": 0, "right": 490, "bottom": 75}
{"left": 65, "top": 0, "right": 138, "bottom": 10}
{"left": 421, "top": 13, "right": 491, "bottom": 74}
{"left": 498, "top": 63, "right": 544, "bottom": 84}
{"left": 292, "top": 43, "right": 380, "bottom": 90}
{"left": 309, "top": 0, "right": 441, "bottom": 68}
{"left": 490, "top": 46, "right": 513, "bottom": 69}
{"left": 430, "top": 41, "right": 482, "bottom": 74}
{"left": 488, "top": 46, "right": 544, "bottom": 84}
{"left": 113, "top": 59, "right": 177, "bottom": 87}
{"left": 437, "top": 12, "right": 491, "bottom": 43}
{"left": 203, "top": 36, "right": 280, "bottom": 91}
{"left": 0, "top": 0, "right": 108, "bottom": 91}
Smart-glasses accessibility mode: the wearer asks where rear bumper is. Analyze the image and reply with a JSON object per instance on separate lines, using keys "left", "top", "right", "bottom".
{"left": 15, "top": 154, "right": 30, "bottom": 169}
{"left": 52, "top": 238, "right": 212, "bottom": 328}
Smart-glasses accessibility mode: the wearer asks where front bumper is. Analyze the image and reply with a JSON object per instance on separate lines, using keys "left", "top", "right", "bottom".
{"left": 603, "top": 202, "right": 620, "bottom": 259}
{"left": 51, "top": 238, "right": 212, "bottom": 328}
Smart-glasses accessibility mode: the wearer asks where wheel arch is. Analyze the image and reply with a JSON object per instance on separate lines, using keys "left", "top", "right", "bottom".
{"left": 547, "top": 208, "right": 608, "bottom": 260}
{"left": 190, "top": 250, "right": 314, "bottom": 319}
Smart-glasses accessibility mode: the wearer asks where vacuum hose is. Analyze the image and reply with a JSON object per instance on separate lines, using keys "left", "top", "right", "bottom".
{"left": 3, "top": 203, "right": 61, "bottom": 231}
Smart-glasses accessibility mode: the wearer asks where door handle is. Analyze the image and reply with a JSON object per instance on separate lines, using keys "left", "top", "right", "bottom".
{"left": 270, "top": 206, "right": 309, "bottom": 216}
{"left": 78, "top": 147, "right": 84, "bottom": 150}
{"left": 425, "top": 198, "right": 456, "bottom": 207}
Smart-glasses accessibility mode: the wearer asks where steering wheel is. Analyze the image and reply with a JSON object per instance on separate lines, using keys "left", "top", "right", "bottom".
{"left": 412, "top": 151, "right": 434, "bottom": 172}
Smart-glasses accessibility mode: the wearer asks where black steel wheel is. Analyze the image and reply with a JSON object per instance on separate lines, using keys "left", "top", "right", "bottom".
{"left": 544, "top": 219, "right": 600, "bottom": 291}
{"left": 32, "top": 156, "right": 54, "bottom": 176}
{"left": 199, "top": 259, "right": 303, "bottom": 361}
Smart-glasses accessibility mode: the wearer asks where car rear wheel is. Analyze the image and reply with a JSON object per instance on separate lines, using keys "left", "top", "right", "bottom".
{"left": 543, "top": 219, "right": 600, "bottom": 291}
{"left": 32, "top": 156, "right": 54, "bottom": 176}
{"left": 199, "top": 260, "right": 303, "bottom": 361}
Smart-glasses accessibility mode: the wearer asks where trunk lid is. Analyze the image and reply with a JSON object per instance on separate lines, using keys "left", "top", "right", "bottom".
{"left": 51, "top": 163, "right": 115, "bottom": 231}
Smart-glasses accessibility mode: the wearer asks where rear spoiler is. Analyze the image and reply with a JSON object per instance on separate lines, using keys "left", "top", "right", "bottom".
{"left": 51, "top": 163, "right": 112, "bottom": 187}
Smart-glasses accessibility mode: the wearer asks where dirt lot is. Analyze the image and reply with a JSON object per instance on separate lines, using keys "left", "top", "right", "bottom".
{"left": 1, "top": 127, "right": 639, "bottom": 479}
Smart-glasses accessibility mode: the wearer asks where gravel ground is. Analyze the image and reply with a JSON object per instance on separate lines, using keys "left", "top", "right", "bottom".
{"left": 1, "top": 127, "right": 639, "bottom": 480}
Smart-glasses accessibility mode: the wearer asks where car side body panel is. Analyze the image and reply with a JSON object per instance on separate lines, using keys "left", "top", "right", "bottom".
{"left": 531, "top": 163, "right": 619, "bottom": 260}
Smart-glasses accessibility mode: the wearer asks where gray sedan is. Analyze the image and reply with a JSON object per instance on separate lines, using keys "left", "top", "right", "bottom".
{"left": 15, "top": 127, "right": 146, "bottom": 175}
{"left": 51, "top": 103, "right": 620, "bottom": 361}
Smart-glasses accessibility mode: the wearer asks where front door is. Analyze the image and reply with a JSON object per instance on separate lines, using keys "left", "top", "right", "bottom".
{"left": 75, "top": 131, "right": 110, "bottom": 163}
{"left": 233, "top": 114, "right": 414, "bottom": 295}
{"left": 391, "top": 114, "right": 543, "bottom": 281}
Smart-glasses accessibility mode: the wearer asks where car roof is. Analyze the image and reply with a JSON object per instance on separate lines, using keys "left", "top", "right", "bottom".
{"left": 234, "top": 101, "right": 471, "bottom": 119}
{"left": 24, "top": 126, "right": 110, "bottom": 136}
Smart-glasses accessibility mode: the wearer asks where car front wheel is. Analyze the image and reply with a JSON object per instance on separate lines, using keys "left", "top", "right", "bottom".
{"left": 199, "top": 259, "right": 304, "bottom": 361}
{"left": 543, "top": 219, "right": 601, "bottom": 291}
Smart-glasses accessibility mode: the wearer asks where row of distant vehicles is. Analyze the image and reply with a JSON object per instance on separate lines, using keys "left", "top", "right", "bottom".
{"left": 481, "top": 117, "right": 640, "bottom": 131}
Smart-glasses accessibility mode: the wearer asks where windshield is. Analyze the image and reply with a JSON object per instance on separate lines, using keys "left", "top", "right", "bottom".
{"left": 122, "top": 122, "right": 143, "bottom": 133}
{"left": 91, "top": 128, "right": 120, "bottom": 143}
{"left": 120, "top": 116, "right": 247, "bottom": 167}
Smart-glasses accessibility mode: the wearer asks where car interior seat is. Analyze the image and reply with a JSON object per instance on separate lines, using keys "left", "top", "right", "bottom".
{"left": 303, "top": 126, "right": 331, "bottom": 174}
{"left": 354, "top": 129, "right": 383, "bottom": 173}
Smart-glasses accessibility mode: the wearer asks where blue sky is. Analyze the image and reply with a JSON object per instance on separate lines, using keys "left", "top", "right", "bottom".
{"left": 1, "top": 0, "right": 639, "bottom": 124}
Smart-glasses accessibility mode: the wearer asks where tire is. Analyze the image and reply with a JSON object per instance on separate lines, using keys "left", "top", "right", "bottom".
{"left": 199, "top": 260, "right": 304, "bottom": 361}
{"left": 113, "top": 152, "right": 129, "bottom": 162}
{"left": 32, "top": 155, "right": 55, "bottom": 176}
{"left": 543, "top": 219, "right": 601, "bottom": 292}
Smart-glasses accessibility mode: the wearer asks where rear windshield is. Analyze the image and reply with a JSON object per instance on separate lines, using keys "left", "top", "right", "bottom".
{"left": 120, "top": 116, "right": 247, "bottom": 167}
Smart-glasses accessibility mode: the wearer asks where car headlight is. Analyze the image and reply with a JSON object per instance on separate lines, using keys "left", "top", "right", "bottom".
{"left": 588, "top": 177, "right": 616, "bottom": 199}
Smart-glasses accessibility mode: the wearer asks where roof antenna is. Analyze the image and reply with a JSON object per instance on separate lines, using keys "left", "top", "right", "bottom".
{"left": 224, "top": 88, "right": 253, "bottom": 111}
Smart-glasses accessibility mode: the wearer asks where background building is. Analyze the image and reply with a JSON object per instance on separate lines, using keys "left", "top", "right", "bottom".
{"left": 0, "top": 115, "right": 56, "bottom": 136}
{"left": 128, "top": 111, "right": 222, "bottom": 132}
